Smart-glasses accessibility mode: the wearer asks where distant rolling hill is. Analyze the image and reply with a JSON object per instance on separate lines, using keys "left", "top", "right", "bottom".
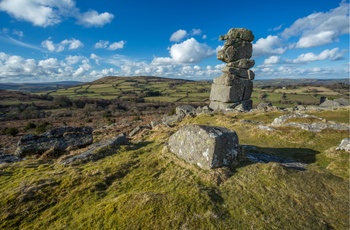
{"left": 254, "top": 78, "right": 349, "bottom": 87}
{"left": 0, "top": 81, "right": 82, "bottom": 92}
{"left": 0, "top": 76, "right": 348, "bottom": 93}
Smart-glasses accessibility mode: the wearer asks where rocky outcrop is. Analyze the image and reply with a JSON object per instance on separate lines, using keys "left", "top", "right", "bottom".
{"left": 168, "top": 125, "right": 240, "bottom": 170}
{"left": 175, "top": 105, "right": 196, "bottom": 117}
{"left": 320, "top": 98, "right": 349, "bottom": 107}
{"left": 271, "top": 113, "right": 350, "bottom": 132}
{"left": 319, "top": 100, "right": 340, "bottom": 108}
{"left": 209, "top": 28, "right": 255, "bottom": 111}
{"left": 60, "top": 133, "right": 127, "bottom": 165}
{"left": 162, "top": 105, "right": 196, "bottom": 127}
{"left": 271, "top": 113, "right": 322, "bottom": 126}
{"left": 15, "top": 126, "right": 93, "bottom": 157}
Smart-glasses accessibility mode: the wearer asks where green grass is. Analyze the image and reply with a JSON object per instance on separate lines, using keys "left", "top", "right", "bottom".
{"left": 1, "top": 109, "right": 349, "bottom": 229}
{"left": 308, "top": 109, "right": 350, "bottom": 124}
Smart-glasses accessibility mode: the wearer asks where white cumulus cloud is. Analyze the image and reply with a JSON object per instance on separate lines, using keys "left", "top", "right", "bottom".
{"left": 296, "top": 31, "right": 336, "bottom": 48}
{"left": 90, "top": 53, "right": 100, "bottom": 65}
{"left": 282, "top": 1, "right": 349, "bottom": 48}
{"left": 169, "top": 29, "right": 206, "bottom": 42}
{"left": 292, "top": 48, "right": 344, "bottom": 63}
{"left": 263, "top": 56, "right": 281, "bottom": 65}
{"left": 94, "top": 40, "right": 126, "bottom": 50}
{"left": 41, "top": 38, "right": 83, "bottom": 52}
{"left": 61, "top": 39, "right": 84, "bottom": 50}
{"left": 170, "top": 29, "right": 187, "bottom": 42}
{"left": 95, "top": 40, "right": 109, "bottom": 49}
{"left": 0, "top": 0, "right": 114, "bottom": 28}
{"left": 153, "top": 38, "right": 215, "bottom": 64}
{"left": 108, "top": 41, "right": 126, "bottom": 50}
{"left": 253, "top": 35, "right": 286, "bottom": 57}
{"left": 65, "top": 55, "right": 83, "bottom": 65}
{"left": 76, "top": 10, "right": 114, "bottom": 27}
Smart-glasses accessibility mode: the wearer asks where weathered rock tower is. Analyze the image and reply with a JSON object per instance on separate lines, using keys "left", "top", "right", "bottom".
{"left": 209, "top": 28, "right": 255, "bottom": 111}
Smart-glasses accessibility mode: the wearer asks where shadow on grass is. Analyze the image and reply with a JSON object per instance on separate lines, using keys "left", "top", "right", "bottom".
{"left": 240, "top": 145, "right": 320, "bottom": 171}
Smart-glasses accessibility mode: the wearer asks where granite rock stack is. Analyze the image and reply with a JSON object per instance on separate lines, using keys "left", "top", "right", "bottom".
{"left": 209, "top": 28, "right": 255, "bottom": 111}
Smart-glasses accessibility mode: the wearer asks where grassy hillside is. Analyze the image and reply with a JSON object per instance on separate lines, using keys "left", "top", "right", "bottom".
{"left": 1, "top": 108, "right": 349, "bottom": 229}
{"left": 40, "top": 76, "right": 348, "bottom": 107}
{"left": 46, "top": 76, "right": 211, "bottom": 103}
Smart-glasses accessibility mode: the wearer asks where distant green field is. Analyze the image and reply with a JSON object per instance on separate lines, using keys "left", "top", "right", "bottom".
{"left": 34, "top": 76, "right": 348, "bottom": 106}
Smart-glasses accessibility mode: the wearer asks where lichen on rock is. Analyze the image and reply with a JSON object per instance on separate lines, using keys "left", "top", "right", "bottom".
{"left": 168, "top": 124, "right": 240, "bottom": 170}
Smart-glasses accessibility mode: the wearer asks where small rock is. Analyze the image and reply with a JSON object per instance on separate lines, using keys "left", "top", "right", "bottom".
{"left": 162, "top": 114, "right": 183, "bottom": 127}
{"left": 256, "top": 102, "right": 274, "bottom": 111}
{"left": 296, "top": 105, "right": 306, "bottom": 111}
{"left": 175, "top": 105, "right": 196, "bottom": 117}
{"left": 336, "top": 138, "right": 350, "bottom": 152}
{"left": 129, "top": 126, "right": 142, "bottom": 137}
{"left": 258, "top": 125, "right": 276, "bottom": 131}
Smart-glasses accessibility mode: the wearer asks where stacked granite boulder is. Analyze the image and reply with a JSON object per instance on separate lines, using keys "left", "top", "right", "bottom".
{"left": 209, "top": 28, "right": 255, "bottom": 111}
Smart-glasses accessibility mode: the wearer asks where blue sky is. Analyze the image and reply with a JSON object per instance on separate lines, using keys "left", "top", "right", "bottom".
{"left": 0, "top": 0, "right": 348, "bottom": 83}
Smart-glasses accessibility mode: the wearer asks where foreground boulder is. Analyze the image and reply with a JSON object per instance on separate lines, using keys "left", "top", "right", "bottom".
{"left": 15, "top": 126, "right": 93, "bottom": 157}
{"left": 168, "top": 125, "right": 240, "bottom": 170}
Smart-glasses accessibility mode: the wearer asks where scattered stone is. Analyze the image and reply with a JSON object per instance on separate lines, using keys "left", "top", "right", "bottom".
{"left": 196, "top": 106, "right": 212, "bottom": 115}
{"left": 14, "top": 126, "right": 93, "bottom": 157}
{"left": 129, "top": 126, "right": 142, "bottom": 137}
{"left": 305, "top": 105, "right": 322, "bottom": 111}
{"left": 162, "top": 105, "right": 198, "bottom": 127}
{"left": 258, "top": 125, "right": 276, "bottom": 131}
{"left": 210, "top": 28, "right": 255, "bottom": 111}
{"left": 320, "top": 100, "right": 340, "bottom": 108}
{"left": 175, "top": 105, "right": 196, "bottom": 117}
{"left": 336, "top": 138, "right": 350, "bottom": 152}
{"left": 129, "top": 125, "right": 152, "bottom": 137}
{"left": 271, "top": 113, "right": 322, "bottom": 126}
{"left": 271, "top": 113, "right": 350, "bottom": 132}
{"left": 284, "top": 108, "right": 294, "bottom": 112}
{"left": 285, "top": 122, "right": 350, "bottom": 132}
{"left": 256, "top": 102, "right": 274, "bottom": 111}
{"left": 168, "top": 125, "right": 240, "bottom": 170}
{"left": 234, "top": 100, "right": 253, "bottom": 112}
{"left": 0, "top": 154, "right": 22, "bottom": 164}
{"left": 60, "top": 133, "right": 127, "bottom": 165}
{"left": 162, "top": 114, "right": 183, "bottom": 127}
{"left": 296, "top": 105, "right": 306, "bottom": 111}
{"left": 150, "top": 121, "right": 161, "bottom": 128}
